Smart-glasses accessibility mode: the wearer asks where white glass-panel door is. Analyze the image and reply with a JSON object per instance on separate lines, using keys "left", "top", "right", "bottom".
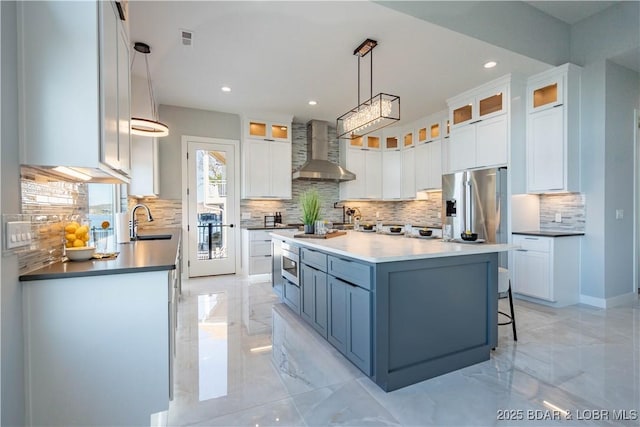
{"left": 186, "top": 139, "right": 238, "bottom": 277}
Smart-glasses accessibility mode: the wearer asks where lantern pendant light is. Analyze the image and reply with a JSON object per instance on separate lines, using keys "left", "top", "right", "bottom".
{"left": 336, "top": 38, "right": 400, "bottom": 139}
{"left": 130, "top": 42, "right": 169, "bottom": 137}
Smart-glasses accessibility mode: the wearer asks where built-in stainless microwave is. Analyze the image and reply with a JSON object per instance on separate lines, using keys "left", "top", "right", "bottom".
{"left": 281, "top": 242, "right": 299, "bottom": 286}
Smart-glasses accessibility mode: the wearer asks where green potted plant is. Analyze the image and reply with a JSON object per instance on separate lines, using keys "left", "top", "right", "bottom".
{"left": 299, "top": 189, "right": 321, "bottom": 234}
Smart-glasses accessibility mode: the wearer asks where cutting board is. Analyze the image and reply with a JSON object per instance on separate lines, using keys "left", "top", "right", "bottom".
{"left": 294, "top": 231, "right": 347, "bottom": 239}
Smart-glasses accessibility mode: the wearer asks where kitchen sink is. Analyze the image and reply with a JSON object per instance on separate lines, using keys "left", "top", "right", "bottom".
{"left": 134, "top": 234, "right": 172, "bottom": 241}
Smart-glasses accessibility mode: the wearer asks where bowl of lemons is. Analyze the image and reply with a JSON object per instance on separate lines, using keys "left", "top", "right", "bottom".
{"left": 65, "top": 246, "right": 96, "bottom": 261}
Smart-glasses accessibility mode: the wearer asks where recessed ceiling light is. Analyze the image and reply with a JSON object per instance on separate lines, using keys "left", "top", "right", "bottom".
{"left": 221, "top": 86, "right": 231, "bottom": 92}
{"left": 484, "top": 61, "right": 497, "bottom": 69}
{"left": 308, "top": 100, "right": 317, "bottom": 106}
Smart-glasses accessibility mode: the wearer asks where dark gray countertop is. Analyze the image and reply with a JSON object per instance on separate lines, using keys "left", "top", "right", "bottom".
{"left": 513, "top": 230, "right": 585, "bottom": 237}
{"left": 20, "top": 228, "right": 181, "bottom": 282}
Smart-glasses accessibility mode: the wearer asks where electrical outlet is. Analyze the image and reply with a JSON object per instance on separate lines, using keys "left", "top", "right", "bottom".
{"left": 616, "top": 209, "right": 624, "bottom": 219}
{"left": 6, "top": 221, "right": 33, "bottom": 249}
{"left": 241, "top": 212, "right": 251, "bottom": 220}
{"left": 555, "top": 213, "right": 562, "bottom": 223}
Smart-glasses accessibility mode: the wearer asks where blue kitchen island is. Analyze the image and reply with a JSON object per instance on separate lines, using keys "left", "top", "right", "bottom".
{"left": 271, "top": 230, "right": 511, "bottom": 391}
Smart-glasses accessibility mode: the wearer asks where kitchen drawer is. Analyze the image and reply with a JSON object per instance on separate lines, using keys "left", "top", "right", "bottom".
{"left": 250, "top": 230, "right": 273, "bottom": 241}
{"left": 328, "top": 256, "right": 372, "bottom": 290}
{"left": 301, "top": 247, "right": 328, "bottom": 272}
{"left": 250, "top": 241, "right": 271, "bottom": 256}
{"left": 249, "top": 256, "right": 271, "bottom": 275}
{"left": 513, "top": 235, "right": 551, "bottom": 252}
{"left": 283, "top": 280, "right": 301, "bottom": 315}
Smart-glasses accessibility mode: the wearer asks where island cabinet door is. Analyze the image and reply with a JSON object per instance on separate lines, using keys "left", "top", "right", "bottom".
{"left": 327, "top": 276, "right": 347, "bottom": 354}
{"left": 346, "top": 283, "right": 372, "bottom": 375}
{"left": 312, "top": 271, "right": 328, "bottom": 338}
{"left": 301, "top": 264, "right": 328, "bottom": 338}
{"left": 300, "top": 264, "right": 315, "bottom": 326}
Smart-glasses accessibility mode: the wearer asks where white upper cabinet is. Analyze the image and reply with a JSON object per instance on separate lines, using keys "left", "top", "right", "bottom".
{"left": 526, "top": 64, "right": 581, "bottom": 193}
{"left": 18, "top": 1, "right": 131, "bottom": 183}
{"left": 242, "top": 115, "right": 293, "bottom": 199}
{"left": 382, "top": 128, "right": 403, "bottom": 200}
{"left": 339, "top": 133, "right": 382, "bottom": 200}
{"left": 245, "top": 119, "right": 291, "bottom": 142}
{"left": 415, "top": 111, "right": 445, "bottom": 191}
{"left": 129, "top": 137, "right": 159, "bottom": 198}
{"left": 382, "top": 149, "right": 402, "bottom": 200}
{"left": 446, "top": 75, "right": 522, "bottom": 173}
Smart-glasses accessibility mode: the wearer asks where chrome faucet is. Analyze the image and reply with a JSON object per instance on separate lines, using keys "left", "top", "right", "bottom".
{"left": 129, "top": 204, "right": 154, "bottom": 240}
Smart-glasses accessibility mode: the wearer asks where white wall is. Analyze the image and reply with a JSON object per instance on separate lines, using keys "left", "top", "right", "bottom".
{"left": 157, "top": 105, "right": 240, "bottom": 199}
{"left": 1, "top": 1, "right": 25, "bottom": 425}
{"left": 377, "top": 0, "right": 570, "bottom": 66}
{"left": 571, "top": 1, "right": 640, "bottom": 303}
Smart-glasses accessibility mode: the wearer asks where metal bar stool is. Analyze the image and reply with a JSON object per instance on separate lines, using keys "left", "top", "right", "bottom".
{"left": 498, "top": 267, "right": 517, "bottom": 341}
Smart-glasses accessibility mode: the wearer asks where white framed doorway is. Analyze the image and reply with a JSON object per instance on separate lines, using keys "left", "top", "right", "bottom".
{"left": 181, "top": 136, "right": 240, "bottom": 277}
{"left": 635, "top": 109, "right": 640, "bottom": 292}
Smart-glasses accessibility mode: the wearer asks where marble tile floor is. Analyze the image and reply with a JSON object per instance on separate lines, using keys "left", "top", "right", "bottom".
{"left": 168, "top": 275, "right": 640, "bottom": 427}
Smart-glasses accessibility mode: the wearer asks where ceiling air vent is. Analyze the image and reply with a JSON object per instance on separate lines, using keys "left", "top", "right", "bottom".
{"left": 180, "top": 29, "right": 193, "bottom": 47}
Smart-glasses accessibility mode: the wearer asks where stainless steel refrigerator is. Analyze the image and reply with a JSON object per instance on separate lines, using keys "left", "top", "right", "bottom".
{"left": 442, "top": 167, "right": 508, "bottom": 265}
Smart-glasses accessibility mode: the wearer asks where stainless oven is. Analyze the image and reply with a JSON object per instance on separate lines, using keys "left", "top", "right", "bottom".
{"left": 281, "top": 242, "right": 300, "bottom": 286}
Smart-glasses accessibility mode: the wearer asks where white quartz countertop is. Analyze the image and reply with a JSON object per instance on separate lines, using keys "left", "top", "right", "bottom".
{"left": 270, "top": 230, "right": 514, "bottom": 263}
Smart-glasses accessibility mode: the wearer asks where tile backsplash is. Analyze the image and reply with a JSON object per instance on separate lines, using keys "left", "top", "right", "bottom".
{"left": 539, "top": 193, "right": 586, "bottom": 232}
{"left": 17, "top": 167, "right": 88, "bottom": 274}
{"left": 240, "top": 122, "right": 443, "bottom": 228}
{"left": 127, "top": 197, "right": 182, "bottom": 231}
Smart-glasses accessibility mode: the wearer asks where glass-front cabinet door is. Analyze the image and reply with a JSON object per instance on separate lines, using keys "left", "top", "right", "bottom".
{"left": 477, "top": 85, "right": 507, "bottom": 120}
{"left": 452, "top": 102, "right": 473, "bottom": 127}
{"left": 365, "top": 135, "right": 380, "bottom": 150}
{"left": 247, "top": 119, "right": 291, "bottom": 142}
{"left": 529, "top": 76, "right": 564, "bottom": 113}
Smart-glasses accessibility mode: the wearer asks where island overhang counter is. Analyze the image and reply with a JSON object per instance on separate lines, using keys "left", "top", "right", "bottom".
{"left": 270, "top": 229, "right": 512, "bottom": 391}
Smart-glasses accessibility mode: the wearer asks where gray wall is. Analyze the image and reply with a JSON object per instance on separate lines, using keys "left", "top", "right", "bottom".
{"left": 378, "top": 1, "right": 570, "bottom": 66}
{"left": 1, "top": 1, "right": 26, "bottom": 425}
{"left": 570, "top": 2, "right": 640, "bottom": 300}
{"left": 157, "top": 104, "right": 241, "bottom": 199}
{"left": 604, "top": 62, "right": 639, "bottom": 298}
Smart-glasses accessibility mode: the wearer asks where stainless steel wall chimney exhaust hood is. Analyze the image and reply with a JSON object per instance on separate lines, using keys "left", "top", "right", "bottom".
{"left": 292, "top": 120, "right": 356, "bottom": 182}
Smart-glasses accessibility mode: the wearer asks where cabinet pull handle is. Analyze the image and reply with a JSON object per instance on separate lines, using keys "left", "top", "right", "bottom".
{"left": 516, "top": 249, "right": 528, "bottom": 252}
{"left": 264, "top": 138, "right": 275, "bottom": 142}
{"left": 264, "top": 255, "right": 271, "bottom": 257}
{"left": 469, "top": 120, "right": 482, "bottom": 124}
{"left": 524, "top": 237, "right": 538, "bottom": 240}
{"left": 553, "top": 104, "right": 564, "bottom": 108}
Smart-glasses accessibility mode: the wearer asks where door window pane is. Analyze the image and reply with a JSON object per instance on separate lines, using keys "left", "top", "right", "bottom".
{"left": 197, "top": 150, "right": 228, "bottom": 260}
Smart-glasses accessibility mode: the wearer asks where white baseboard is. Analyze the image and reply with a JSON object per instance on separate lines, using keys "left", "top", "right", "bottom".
{"left": 580, "top": 292, "right": 638, "bottom": 308}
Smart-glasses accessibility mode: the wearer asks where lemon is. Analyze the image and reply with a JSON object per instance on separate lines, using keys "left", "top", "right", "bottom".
{"left": 66, "top": 233, "right": 77, "bottom": 242}
{"left": 75, "top": 225, "right": 89, "bottom": 237}
{"left": 73, "top": 239, "right": 85, "bottom": 247}
{"left": 82, "top": 234, "right": 90, "bottom": 242}
{"left": 65, "top": 241, "right": 73, "bottom": 248}
{"left": 101, "top": 221, "right": 110, "bottom": 229}
{"left": 65, "top": 224, "right": 78, "bottom": 234}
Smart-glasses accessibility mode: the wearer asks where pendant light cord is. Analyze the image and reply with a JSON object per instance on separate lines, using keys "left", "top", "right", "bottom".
{"left": 130, "top": 48, "right": 159, "bottom": 122}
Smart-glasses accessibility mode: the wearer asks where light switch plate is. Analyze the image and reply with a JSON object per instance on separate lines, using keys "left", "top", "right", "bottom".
{"left": 616, "top": 209, "right": 624, "bottom": 219}
{"left": 241, "top": 212, "right": 251, "bottom": 220}
{"left": 555, "top": 213, "right": 562, "bottom": 223}
{"left": 6, "top": 221, "right": 33, "bottom": 249}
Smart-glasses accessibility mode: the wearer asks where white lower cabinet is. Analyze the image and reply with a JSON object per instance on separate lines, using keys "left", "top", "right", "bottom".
{"left": 512, "top": 234, "right": 581, "bottom": 306}
{"left": 242, "top": 229, "right": 274, "bottom": 275}
{"left": 23, "top": 270, "right": 172, "bottom": 426}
